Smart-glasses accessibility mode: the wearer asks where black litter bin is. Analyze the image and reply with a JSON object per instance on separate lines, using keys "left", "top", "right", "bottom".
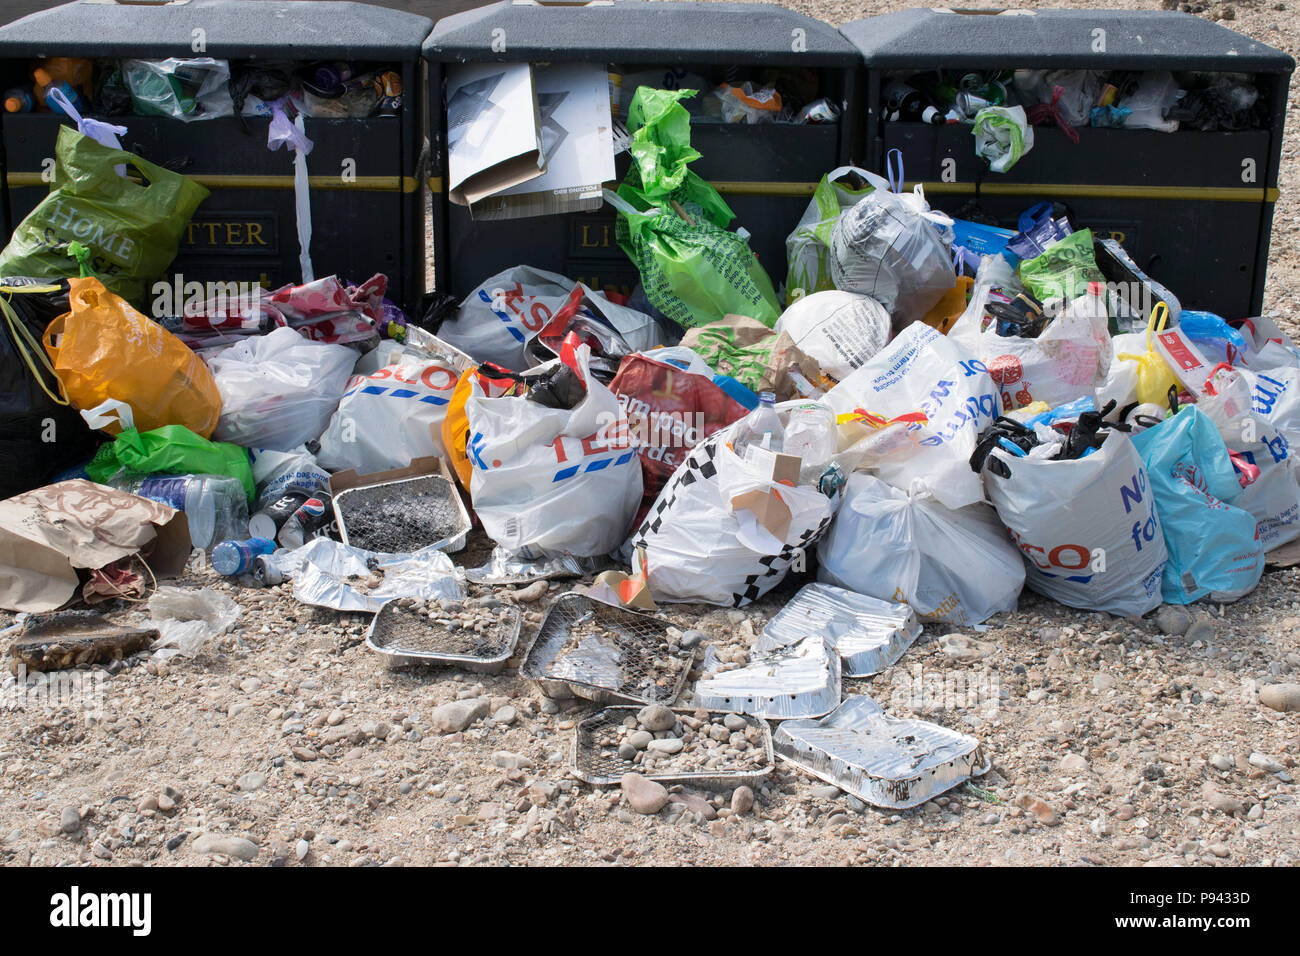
{"left": 0, "top": 0, "right": 433, "bottom": 312}
{"left": 423, "top": 0, "right": 859, "bottom": 300}
{"left": 842, "top": 8, "right": 1294, "bottom": 318}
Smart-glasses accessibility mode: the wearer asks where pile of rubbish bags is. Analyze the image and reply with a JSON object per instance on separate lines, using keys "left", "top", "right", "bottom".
{"left": 3, "top": 74, "right": 1299, "bottom": 811}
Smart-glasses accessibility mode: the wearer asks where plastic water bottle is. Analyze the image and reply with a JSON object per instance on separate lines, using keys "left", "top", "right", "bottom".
{"left": 211, "top": 537, "right": 276, "bottom": 577}
{"left": 733, "top": 391, "right": 785, "bottom": 460}
{"left": 783, "top": 402, "right": 838, "bottom": 483}
{"left": 33, "top": 71, "right": 86, "bottom": 115}
{"left": 120, "top": 474, "right": 249, "bottom": 551}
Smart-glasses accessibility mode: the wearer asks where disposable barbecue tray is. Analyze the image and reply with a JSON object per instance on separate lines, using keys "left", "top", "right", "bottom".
{"left": 365, "top": 599, "right": 520, "bottom": 674}
{"left": 520, "top": 592, "right": 695, "bottom": 706}
{"left": 692, "top": 636, "right": 841, "bottom": 720}
{"left": 570, "top": 706, "right": 774, "bottom": 789}
{"left": 772, "top": 696, "right": 989, "bottom": 809}
{"left": 333, "top": 474, "right": 470, "bottom": 554}
{"left": 755, "top": 582, "right": 921, "bottom": 677}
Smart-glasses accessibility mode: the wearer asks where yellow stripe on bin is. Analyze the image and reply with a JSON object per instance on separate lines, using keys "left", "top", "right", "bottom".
{"left": 5, "top": 172, "right": 421, "bottom": 192}
{"left": 420, "top": 177, "right": 818, "bottom": 197}
{"left": 907, "top": 181, "right": 1279, "bottom": 203}
{"left": 710, "top": 181, "right": 819, "bottom": 197}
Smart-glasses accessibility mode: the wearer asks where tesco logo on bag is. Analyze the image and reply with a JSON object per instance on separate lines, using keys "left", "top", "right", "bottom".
{"left": 342, "top": 362, "right": 458, "bottom": 406}
{"left": 1010, "top": 470, "right": 1159, "bottom": 582}
{"left": 468, "top": 420, "right": 635, "bottom": 483}
{"left": 480, "top": 283, "right": 554, "bottom": 344}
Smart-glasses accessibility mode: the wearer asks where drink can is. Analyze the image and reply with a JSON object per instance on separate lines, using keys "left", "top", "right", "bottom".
{"left": 249, "top": 491, "right": 308, "bottom": 540}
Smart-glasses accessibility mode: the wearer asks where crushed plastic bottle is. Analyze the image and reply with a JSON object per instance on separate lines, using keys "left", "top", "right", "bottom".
{"left": 117, "top": 473, "right": 248, "bottom": 551}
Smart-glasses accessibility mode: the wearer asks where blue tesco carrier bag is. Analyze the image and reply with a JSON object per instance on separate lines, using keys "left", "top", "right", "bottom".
{"left": 1131, "top": 406, "right": 1264, "bottom": 604}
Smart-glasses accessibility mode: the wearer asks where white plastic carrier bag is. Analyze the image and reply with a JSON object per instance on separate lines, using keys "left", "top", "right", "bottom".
{"left": 466, "top": 340, "right": 642, "bottom": 558}
{"left": 817, "top": 473, "right": 1023, "bottom": 626}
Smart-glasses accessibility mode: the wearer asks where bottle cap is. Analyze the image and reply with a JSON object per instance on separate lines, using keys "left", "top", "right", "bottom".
{"left": 4, "top": 96, "right": 22, "bottom": 112}
{"left": 32, "top": 68, "right": 51, "bottom": 87}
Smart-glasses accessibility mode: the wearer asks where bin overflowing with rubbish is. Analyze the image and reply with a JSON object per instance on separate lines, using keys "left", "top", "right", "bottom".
{"left": 841, "top": 7, "right": 1294, "bottom": 319}
{"left": 0, "top": 0, "right": 432, "bottom": 312}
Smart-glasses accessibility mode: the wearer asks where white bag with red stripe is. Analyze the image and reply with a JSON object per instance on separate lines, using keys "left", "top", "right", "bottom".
{"left": 466, "top": 341, "right": 642, "bottom": 558}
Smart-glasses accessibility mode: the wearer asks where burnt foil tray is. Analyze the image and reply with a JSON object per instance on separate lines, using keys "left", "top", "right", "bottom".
{"left": 773, "top": 696, "right": 989, "bottom": 810}
{"left": 333, "top": 474, "right": 471, "bottom": 554}
{"left": 755, "top": 582, "right": 922, "bottom": 678}
{"left": 365, "top": 600, "right": 520, "bottom": 674}
{"left": 520, "top": 593, "right": 695, "bottom": 706}
{"left": 570, "top": 707, "right": 774, "bottom": 789}
{"left": 692, "top": 636, "right": 841, "bottom": 720}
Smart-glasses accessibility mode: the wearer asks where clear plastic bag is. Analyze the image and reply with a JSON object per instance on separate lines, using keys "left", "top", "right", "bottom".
{"left": 122, "top": 57, "right": 234, "bottom": 121}
{"left": 206, "top": 326, "right": 358, "bottom": 451}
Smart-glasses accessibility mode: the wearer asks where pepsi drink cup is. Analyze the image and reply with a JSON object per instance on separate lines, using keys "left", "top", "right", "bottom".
{"left": 278, "top": 495, "right": 332, "bottom": 549}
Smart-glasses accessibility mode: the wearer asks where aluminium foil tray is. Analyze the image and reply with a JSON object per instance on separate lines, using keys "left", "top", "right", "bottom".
{"left": 755, "top": 582, "right": 922, "bottom": 677}
{"left": 692, "top": 636, "right": 841, "bottom": 720}
{"left": 365, "top": 599, "right": 521, "bottom": 674}
{"left": 520, "top": 592, "right": 695, "bottom": 706}
{"left": 570, "top": 706, "right": 774, "bottom": 789}
{"left": 333, "top": 474, "right": 471, "bottom": 554}
{"left": 772, "top": 696, "right": 989, "bottom": 810}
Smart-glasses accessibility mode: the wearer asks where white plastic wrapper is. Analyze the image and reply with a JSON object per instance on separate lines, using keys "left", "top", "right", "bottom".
{"left": 1013, "top": 68, "right": 1103, "bottom": 127}
{"left": 829, "top": 184, "right": 955, "bottom": 328}
{"left": 972, "top": 105, "right": 1034, "bottom": 174}
{"left": 148, "top": 586, "right": 242, "bottom": 659}
{"left": 949, "top": 284, "right": 1113, "bottom": 411}
{"left": 1120, "top": 71, "right": 1181, "bottom": 133}
{"left": 439, "top": 265, "right": 663, "bottom": 371}
{"left": 629, "top": 406, "right": 839, "bottom": 606}
{"left": 980, "top": 431, "right": 1168, "bottom": 617}
{"left": 122, "top": 57, "right": 235, "bottom": 121}
{"left": 468, "top": 344, "right": 642, "bottom": 558}
{"left": 316, "top": 343, "right": 474, "bottom": 474}
{"left": 207, "top": 326, "right": 358, "bottom": 451}
{"left": 775, "top": 290, "right": 892, "bottom": 382}
{"left": 824, "top": 322, "right": 1001, "bottom": 511}
{"left": 817, "top": 474, "right": 1023, "bottom": 627}
{"left": 269, "top": 538, "right": 463, "bottom": 613}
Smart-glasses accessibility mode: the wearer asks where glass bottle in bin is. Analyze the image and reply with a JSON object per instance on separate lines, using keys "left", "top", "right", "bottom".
{"left": 884, "top": 79, "right": 945, "bottom": 125}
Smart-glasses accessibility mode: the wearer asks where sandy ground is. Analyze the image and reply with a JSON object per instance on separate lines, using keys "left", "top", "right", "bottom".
{"left": 2, "top": 0, "right": 1300, "bottom": 867}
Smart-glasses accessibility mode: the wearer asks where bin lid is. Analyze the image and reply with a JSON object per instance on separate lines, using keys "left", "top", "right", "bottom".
{"left": 424, "top": 0, "right": 858, "bottom": 67}
{"left": 841, "top": 8, "right": 1295, "bottom": 74}
{"left": 0, "top": 0, "right": 434, "bottom": 60}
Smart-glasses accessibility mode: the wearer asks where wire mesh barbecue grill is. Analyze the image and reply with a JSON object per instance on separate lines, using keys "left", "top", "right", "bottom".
{"left": 571, "top": 706, "right": 774, "bottom": 788}
{"left": 365, "top": 599, "right": 521, "bottom": 674}
{"left": 520, "top": 592, "right": 696, "bottom": 706}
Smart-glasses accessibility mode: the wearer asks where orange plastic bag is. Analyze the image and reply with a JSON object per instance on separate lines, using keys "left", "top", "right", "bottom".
{"left": 43, "top": 276, "right": 222, "bottom": 437}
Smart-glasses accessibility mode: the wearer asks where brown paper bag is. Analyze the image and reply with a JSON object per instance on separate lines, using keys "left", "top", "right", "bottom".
{"left": 679, "top": 313, "right": 825, "bottom": 400}
{"left": 0, "top": 480, "right": 191, "bottom": 612}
